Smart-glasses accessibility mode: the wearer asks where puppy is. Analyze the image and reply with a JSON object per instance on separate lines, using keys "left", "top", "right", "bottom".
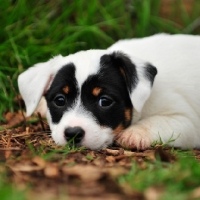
{"left": 18, "top": 34, "right": 200, "bottom": 150}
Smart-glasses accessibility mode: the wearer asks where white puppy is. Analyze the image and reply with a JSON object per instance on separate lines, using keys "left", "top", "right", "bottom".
{"left": 18, "top": 34, "right": 200, "bottom": 150}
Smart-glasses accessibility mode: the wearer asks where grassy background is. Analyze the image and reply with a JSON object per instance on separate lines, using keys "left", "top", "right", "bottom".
{"left": 0, "top": 1, "right": 200, "bottom": 199}
{"left": 1, "top": 0, "right": 200, "bottom": 119}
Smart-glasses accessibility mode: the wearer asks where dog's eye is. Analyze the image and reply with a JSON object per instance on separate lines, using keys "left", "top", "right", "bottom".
{"left": 99, "top": 96, "right": 113, "bottom": 108}
{"left": 54, "top": 95, "right": 66, "bottom": 107}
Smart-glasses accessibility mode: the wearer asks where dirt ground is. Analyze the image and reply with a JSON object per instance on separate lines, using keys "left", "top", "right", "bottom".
{"left": 1, "top": 111, "right": 200, "bottom": 200}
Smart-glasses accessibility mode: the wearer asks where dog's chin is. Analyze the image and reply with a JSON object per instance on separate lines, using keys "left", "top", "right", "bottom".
{"left": 51, "top": 128, "right": 114, "bottom": 150}
{"left": 47, "top": 111, "right": 114, "bottom": 150}
{"left": 65, "top": 138, "right": 113, "bottom": 150}
{"left": 80, "top": 128, "right": 114, "bottom": 150}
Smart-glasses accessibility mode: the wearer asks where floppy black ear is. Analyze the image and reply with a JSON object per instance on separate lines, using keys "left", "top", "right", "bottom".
{"left": 106, "top": 51, "right": 157, "bottom": 112}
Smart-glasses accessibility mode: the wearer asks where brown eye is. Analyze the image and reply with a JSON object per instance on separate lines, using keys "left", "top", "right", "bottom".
{"left": 99, "top": 96, "right": 113, "bottom": 108}
{"left": 54, "top": 95, "right": 66, "bottom": 107}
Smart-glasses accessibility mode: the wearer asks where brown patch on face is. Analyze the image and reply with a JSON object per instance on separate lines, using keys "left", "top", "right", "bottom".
{"left": 62, "top": 86, "right": 70, "bottom": 94}
{"left": 92, "top": 87, "right": 102, "bottom": 96}
{"left": 113, "top": 124, "right": 124, "bottom": 134}
{"left": 125, "top": 109, "right": 131, "bottom": 122}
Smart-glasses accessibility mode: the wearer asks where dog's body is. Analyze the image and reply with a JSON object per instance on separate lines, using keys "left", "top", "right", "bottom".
{"left": 18, "top": 34, "right": 200, "bottom": 150}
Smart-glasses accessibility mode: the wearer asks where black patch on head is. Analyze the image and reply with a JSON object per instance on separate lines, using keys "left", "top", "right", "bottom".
{"left": 145, "top": 64, "right": 157, "bottom": 86}
{"left": 45, "top": 63, "right": 78, "bottom": 123}
{"left": 81, "top": 52, "right": 137, "bottom": 130}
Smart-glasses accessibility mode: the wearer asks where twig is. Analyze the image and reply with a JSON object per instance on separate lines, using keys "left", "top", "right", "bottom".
{"left": 37, "top": 112, "right": 46, "bottom": 132}
{"left": 6, "top": 130, "right": 12, "bottom": 148}
{"left": 10, "top": 131, "right": 51, "bottom": 138}
{"left": 0, "top": 147, "right": 21, "bottom": 151}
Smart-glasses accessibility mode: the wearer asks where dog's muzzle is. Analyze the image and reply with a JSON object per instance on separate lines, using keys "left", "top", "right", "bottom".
{"left": 64, "top": 126, "right": 85, "bottom": 144}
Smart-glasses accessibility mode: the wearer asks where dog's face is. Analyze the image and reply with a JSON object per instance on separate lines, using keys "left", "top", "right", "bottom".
{"left": 18, "top": 50, "right": 157, "bottom": 149}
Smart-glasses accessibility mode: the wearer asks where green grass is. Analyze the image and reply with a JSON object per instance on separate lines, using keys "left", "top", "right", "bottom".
{"left": 0, "top": 172, "right": 26, "bottom": 200}
{"left": 1, "top": 0, "right": 200, "bottom": 198}
{"left": 1, "top": 0, "right": 200, "bottom": 119}
{"left": 119, "top": 151, "right": 200, "bottom": 200}
{"left": 2, "top": 146, "right": 199, "bottom": 199}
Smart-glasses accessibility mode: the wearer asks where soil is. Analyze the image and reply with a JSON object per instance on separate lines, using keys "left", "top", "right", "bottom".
{"left": 0, "top": 111, "right": 200, "bottom": 200}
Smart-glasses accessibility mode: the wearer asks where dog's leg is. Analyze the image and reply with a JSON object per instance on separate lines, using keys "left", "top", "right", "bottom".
{"left": 115, "top": 115, "right": 197, "bottom": 149}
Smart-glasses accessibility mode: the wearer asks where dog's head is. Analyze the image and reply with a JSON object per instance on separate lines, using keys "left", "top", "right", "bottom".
{"left": 18, "top": 50, "right": 157, "bottom": 149}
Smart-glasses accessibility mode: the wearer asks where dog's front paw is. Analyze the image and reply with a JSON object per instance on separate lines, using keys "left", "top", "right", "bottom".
{"left": 115, "top": 125, "right": 153, "bottom": 150}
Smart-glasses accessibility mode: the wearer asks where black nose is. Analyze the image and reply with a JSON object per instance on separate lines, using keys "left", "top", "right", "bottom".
{"left": 64, "top": 127, "right": 85, "bottom": 144}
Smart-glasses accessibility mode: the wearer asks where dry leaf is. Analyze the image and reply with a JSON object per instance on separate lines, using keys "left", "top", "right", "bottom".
{"left": 4, "top": 112, "right": 25, "bottom": 128}
{"left": 124, "top": 151, "right": 136, "bottom": 156}
{"left": 9, "top": 162, "right": 44, "bottom": 172}
{"left": 105, "top": 167, "right": 128, "bottom": 178}
{"left": 104, "top": 148, "right": 121, "bottom": 156}
{"left": 32, "top": 156, "right": 46, "bottom": 168}
{"left": 62, "top": 165, "right": 104, "bottom": 182}
{"left": 44, "top": 163, "right": 60, "bottom": 178}
{"left": 144, "top": 186, "right": 164, "bottom": 200}
{"left": 190, "top": 187, "right": 200, "bottom": 199}
{"left": 106, "top": 156, "right": 116, "bottom": 162}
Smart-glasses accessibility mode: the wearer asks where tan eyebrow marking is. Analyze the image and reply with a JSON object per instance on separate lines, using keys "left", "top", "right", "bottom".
{"left": 92, "top": 87, "right": 102, "bottom": 96}
{"left": 125, "top": 108, "right": 131, "bottom": 122}
{"left": 62, "top": 86, "right": 70, "bottom": 94}
{"left": 113, "top": 123, "right": 124, "bottom": 134}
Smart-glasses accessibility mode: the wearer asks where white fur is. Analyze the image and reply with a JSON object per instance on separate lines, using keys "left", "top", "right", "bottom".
{"left": 109, "top": 34, "right": 200, "bottom": 149}
{"left": 47, "top": 101, "right": 113, "bottom": 150}
{"left": 18, "top": 34, "right": 200, "bottom": 149}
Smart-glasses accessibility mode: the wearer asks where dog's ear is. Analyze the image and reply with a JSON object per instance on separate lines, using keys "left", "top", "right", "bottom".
{"left": 18, "top": 55, "right": 63, "bottom": 116}
{"left": 110, "top": 52, "right": 157, "bottom": 112}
